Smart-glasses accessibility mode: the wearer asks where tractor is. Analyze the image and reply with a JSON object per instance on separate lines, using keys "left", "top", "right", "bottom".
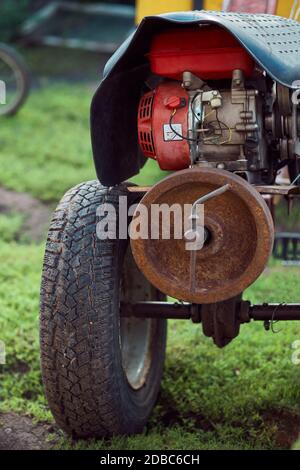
{"left": 40, "top": 11, "right": 300, "bottom": 438}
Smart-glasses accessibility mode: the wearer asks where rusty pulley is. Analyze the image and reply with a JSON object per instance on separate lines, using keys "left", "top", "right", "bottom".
{"left": 130, "top": 168, "right": 274, "bottom": 304}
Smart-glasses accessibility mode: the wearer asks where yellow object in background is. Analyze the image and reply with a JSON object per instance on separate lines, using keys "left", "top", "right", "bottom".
{"left": 136, "top": 0, "right": 193, "bottom": 24}
{"left": 136, "top": 0, "right": 300, "bottom": 24}
{"left": 277, "top": 0, "right": 298, "bottom": 19}
{"left": 203, "top": 0, "right": 223, "bottom": 10}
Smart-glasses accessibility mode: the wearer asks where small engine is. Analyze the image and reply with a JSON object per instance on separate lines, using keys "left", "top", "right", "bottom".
{"left": 137, "top": 26, "right": 300, "bottom": 184}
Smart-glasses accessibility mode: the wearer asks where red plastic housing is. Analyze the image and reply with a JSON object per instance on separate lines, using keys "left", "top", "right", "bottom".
{"left": 148, "top": 26, "right": 255, "bottom": 80}
{"left": 138, "top": 82, "right": 190, "bottom": 171}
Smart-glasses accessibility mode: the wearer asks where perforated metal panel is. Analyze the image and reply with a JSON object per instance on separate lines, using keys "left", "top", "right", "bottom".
{"left": 203, "top": 11, "right": 300, "bottom": 55}
{"left": 138, "top": 91, "right": 155, "bottom": 158}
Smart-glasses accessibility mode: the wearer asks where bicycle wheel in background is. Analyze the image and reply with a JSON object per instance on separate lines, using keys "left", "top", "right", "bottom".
{"left": 0, "top": 43, "right": 30, "bottom": 117}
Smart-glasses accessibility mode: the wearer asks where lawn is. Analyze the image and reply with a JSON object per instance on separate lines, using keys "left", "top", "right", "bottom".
{"left": 0, "top": 82, "right": 163, "bottom": 202}
{"left": 1, "top": 83, "right": 300, "bottom": 450}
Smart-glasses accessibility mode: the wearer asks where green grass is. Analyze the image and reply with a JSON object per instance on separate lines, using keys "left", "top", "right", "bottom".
{"left": 0, "top": 212, "right": 24, "bottom": 242}
{"left": 0, "top": 82, "right": 163, "bottom": 203}
{"left": 0, "top": 84, "right": 95, "bottom": 202}
{"left": 0, "top": 242, "right": 51, "bottom": 421}
{"left": 0, "top": 241, "right": 300, "bottom": 449}
{"left": 276, "top": 199, "right": 300, "bottom": 232}
{"left": 22, "top": 46, "right": 109, "bottom": 84}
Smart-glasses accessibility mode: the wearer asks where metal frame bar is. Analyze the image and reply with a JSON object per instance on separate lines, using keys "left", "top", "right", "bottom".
{"left": 21, "top": 2, "right": 135, "bottom": 53}
{"left": 193, "top": 0, "right": 204, "bottom": 9}
{"left": 121, "top": 301, "right": 300, "bottom": 321}
{"left": 57, "top": 2, "right": 135, "bottom": 17}
{"left": 33, "top": 37, "right": 120, "bottom": 54}
{"left": 250, "top": 304, "right": 300, "bottom": 321}
{"left": 127, "top": 184, "right": 300, "bottom": 197}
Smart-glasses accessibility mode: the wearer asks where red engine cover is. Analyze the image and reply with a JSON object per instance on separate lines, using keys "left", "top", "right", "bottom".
{"left": 138, "top": 82, "right": 190, "bottom": 171}
{"left": 148, "top": 25, "right": 255, "bottom": 80}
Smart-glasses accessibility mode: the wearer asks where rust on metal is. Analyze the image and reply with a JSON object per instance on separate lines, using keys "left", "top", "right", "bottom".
{"left": 129, "top": 183, "right": 300, "bottom": 197}
{"left": 201, "top": 295, "right": 242, "bottom": 348}
{"left": 127, "top": 186, "right": 151, "bottom": 193}
{"left": 130, "top": 168, "right": 274, "bottom": 304}
{"left": 255, "top": 184, "right": 300, "bottom": 196}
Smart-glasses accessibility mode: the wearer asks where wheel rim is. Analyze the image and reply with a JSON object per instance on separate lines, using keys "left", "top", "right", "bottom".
{"left": 119, "top": 246, "right": 158, "bottom": 390}
{"left": 120, "top": 317, "right": 152, "bottom": 390}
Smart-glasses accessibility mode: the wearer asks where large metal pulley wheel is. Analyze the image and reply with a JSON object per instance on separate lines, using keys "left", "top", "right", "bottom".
{"left": 130, "top": 168, "right": 274, "bottom": 304}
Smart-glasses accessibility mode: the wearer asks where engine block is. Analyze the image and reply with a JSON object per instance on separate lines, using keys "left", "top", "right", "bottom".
{"left": 184, "top": 70, "right": 267, "bottom": 174}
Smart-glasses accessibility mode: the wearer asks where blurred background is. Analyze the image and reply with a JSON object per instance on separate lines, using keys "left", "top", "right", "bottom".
{"left": 1, "top": 0, "right": 300, "bottom": 451}
{"left": 0, "top": 0, "right": 298, "bottom": 82}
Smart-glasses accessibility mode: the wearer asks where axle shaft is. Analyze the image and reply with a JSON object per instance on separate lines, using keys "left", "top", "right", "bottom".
{"left": 121, "top": 301, "right": 300, "bottom": 322}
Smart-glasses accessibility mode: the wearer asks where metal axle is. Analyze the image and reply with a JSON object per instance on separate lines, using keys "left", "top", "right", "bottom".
{"left": 121, "top": 301, "right": 300, "bottom": 322}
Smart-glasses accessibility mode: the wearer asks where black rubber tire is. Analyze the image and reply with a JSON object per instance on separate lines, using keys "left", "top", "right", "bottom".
{"left": 40, "top": 180, "right": 167, "bottom": 438}
{"left": 0, "top": 43, "right": 30, "bottom": 116}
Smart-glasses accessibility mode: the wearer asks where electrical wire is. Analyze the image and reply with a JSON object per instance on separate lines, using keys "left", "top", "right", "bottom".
{"left": 203, "top": 111, "right": 233, "bottom": 145}
{"left": 191, "top": 92, "right": 201, "bottom": 122}
{"left": 169, "top": 109, "right": 198, "bottom": 142}
{"left": 218, "top": 126, "right": 233, "bottom": 145}
{"left": 169, "top": 101, "right": 233, "bottom": 146}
